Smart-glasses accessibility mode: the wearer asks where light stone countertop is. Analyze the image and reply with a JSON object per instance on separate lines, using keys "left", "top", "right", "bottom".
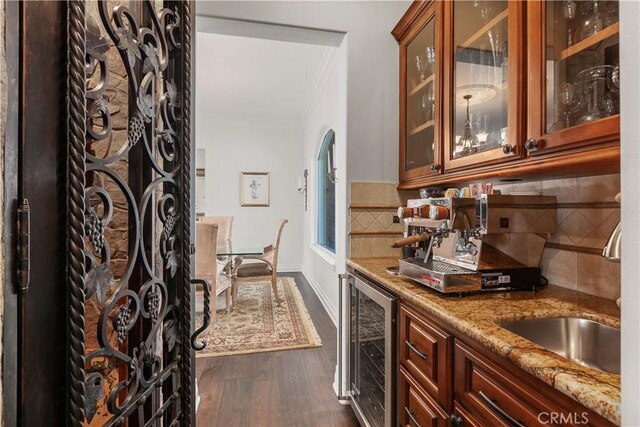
{"left": 347, "top": 257, "right": 621, "bottom": 425}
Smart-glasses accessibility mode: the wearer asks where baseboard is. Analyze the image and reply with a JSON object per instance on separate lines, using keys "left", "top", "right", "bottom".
{"left": 278, "top": 264, "right": 303, "bottom": 273}
{"left": 302, "top": 270, "right": 338, "bottom": 326}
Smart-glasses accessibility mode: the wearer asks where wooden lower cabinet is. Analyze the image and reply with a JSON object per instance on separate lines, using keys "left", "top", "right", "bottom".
{"left": 398, "top": 302, "right": 616, "bottom": 427}
{"left": 399, "top": 366, "right": 449, "bottom": 427}
{"left": 399, "top": 305, "right": 453, "bottom": 411}
{"left": 452, "top": 340, "right": 614, "bottom": 427}
{"left": 450, "top": 403, "right": 482, "bottom": 427}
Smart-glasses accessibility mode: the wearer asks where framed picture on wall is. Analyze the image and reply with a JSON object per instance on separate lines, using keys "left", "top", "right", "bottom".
{"left": 241, "top": 172, "right": 270, "bottom": 207}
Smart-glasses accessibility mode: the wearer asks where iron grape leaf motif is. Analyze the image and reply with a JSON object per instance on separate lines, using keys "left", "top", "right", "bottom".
{"left": 141, "top": 43, "right": 159, "bottom": 74}
{"left": 165, "top": 249, "right": 178, "bottom": 278}
{"left": 86, "top": 16, "right": 109, "bottom": 61}
{"left": 137, "top": 90, "right": 155, "bottom": 123}
{"left": 166, "top": 79, "right": 181, "bottom": 107}
{"left": 85, "top": 372, "right": 105, "bottom": 423}
{"left": 86, "top": 263, "right": 115, "bottom": 305}
{"left": 115, "top": 26, "right": 141, "bottom": 67}
{"left": 163, "top": 319, "right": 178, "bottom": 352}
{"left": 159, "top": 130, "right": 174, "bottom": 146}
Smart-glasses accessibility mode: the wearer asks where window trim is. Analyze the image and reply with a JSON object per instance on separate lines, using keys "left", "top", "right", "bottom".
{"left": 316, "top": 129, "right": 336, "bottom": 254}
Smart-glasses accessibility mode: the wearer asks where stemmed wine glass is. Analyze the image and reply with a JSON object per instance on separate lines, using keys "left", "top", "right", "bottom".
{"left": 421, "top": 84, "right": 435, "bottom": 122}
{"left": 425, "top": 46, "right": 436, "bottom": 76}
{"left": 579, "top": 0, "right": 604, "bottom": 41}
{"left": 559, "top": 82, "right": 575, "bottom": 128}
{"left": 415, "top": 55, "right": 427, "bottom": 83}
{"left": 563, "top": 0, "right": 576, "bottom": 20}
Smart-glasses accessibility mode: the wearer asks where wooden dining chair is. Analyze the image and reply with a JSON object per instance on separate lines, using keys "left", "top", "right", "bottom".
{"left": 195, "top": 222, "right": 232, "bottom": 314}
{"left": 198, "top": 216, "right": 234, "bottom": 254}
{"left": 231, "top": 219, "right": 288, "bottom": 307}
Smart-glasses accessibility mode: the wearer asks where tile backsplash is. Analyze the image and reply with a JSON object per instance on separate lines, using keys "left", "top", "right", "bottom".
{"left": 350, "top": 174, "right": 621, "bottom": 301}
{"left": 496, "top": 173, "right": 620, "bottom": 300}
{"left": 349, "top": 182, "right": 410, "bottom": 258}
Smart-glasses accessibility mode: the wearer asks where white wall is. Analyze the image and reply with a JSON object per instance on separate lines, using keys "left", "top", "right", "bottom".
{"left": 197, "top": 1, "right": 411, "bottom": 183}
{"left": 301, "top": 47, "right": 344, "bottom": 323}
{"left": 197, "top": 0, "right": 409, "bottom": 398}
{"left": 620, "top": 1, "right": 640, "bottom": 424}
{"left": 195, "top": 116, "right": 305, "bottom": 271}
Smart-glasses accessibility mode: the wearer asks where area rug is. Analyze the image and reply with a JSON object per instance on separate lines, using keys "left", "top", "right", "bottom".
{"left": 195, "top": 277, "right": 322, "bottom": 358}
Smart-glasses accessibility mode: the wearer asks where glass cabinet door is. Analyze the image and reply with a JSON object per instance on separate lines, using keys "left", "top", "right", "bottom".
{"left": 445, "top": 1, "right": 523, "bottom": 169}
{"left": 402, "top": 12, "right": 439, "bottom": 178}
{"left": 529, "top": 0, "right": 619, "bottom": 152}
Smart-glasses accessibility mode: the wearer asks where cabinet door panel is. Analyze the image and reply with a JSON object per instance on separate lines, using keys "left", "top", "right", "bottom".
{"left": 527, "top": 0, "right": 620, "bottom": 154}
{"left": 453, "top": 340, "right": 614, "bottom": 427}
{"left": 398, "top": 1, "right": 443, "bottom": 183}
{"left": 451, "top": 403, "right": 483, "bottom": 427}
{"left": 400, "top": 305, "right": 452, "bottom": 411}
{"left": 399, "top": 366, "right": 449, "bottom": 427}
{"left": 443, "top": 0, "right": 525, "bottom": 170}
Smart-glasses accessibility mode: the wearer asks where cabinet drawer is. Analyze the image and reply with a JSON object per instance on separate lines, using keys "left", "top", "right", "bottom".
{"left": 454, "top": 340, "right": 610, "bottom": 427}
{"left": 450, "top": 403, "right": 482, "bottom": 427}
{"left": 399, "top": 366, "right": 449, "bottom": 427}
{"left": 399, "top": 305, "right": 452, "bottom": 410}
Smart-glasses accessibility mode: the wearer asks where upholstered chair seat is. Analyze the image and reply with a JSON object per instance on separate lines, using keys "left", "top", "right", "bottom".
{"left": 236, "top": 263, "right": 273, "bottom": 278}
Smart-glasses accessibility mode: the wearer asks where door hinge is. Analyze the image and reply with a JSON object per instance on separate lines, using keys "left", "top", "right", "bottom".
{"left": 17, "top": 198, "right": 30, "bottom": 294}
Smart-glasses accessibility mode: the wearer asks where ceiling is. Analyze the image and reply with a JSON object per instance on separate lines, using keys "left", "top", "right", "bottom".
{"left": 196, "top": 32, "right": 331, "bottom": 122}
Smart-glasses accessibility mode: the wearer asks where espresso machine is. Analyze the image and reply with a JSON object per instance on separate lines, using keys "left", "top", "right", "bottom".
{"left": 394, "top": 195, "right": 557, "bottom": 294}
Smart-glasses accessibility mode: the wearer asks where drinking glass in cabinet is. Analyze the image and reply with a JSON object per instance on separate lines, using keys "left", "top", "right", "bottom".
{"left": 546, "top": 0, "right": 619, "bottom": 133}
{"left": 452, "top": 1, "right": 509, "bottom": 159}
{"left": 405, "top": 14, "right": 437, "bottom": 172}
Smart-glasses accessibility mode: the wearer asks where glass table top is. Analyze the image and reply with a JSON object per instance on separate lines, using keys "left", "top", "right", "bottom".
{"left": 217, "top": 240, "right": 264, "bottom": 257}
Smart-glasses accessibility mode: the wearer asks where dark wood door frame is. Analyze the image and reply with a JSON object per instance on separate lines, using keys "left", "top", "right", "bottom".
{"left": 2, "top": 1, "right": 199, "bottom": 425}
{"left": 2, "top": 2, "right": 71, "bottom": 425}
{"left": 3, "top": 1, "right": 21, "bottom": 425}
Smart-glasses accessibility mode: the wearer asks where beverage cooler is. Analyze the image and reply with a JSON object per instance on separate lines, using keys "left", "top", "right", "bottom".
{"left": 346, "top": 273, "right": 398, "bottom": 427}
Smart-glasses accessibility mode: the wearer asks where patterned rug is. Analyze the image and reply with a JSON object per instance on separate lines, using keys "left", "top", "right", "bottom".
{"left": 195, "top": 277, "right": 322, "bottom": 358}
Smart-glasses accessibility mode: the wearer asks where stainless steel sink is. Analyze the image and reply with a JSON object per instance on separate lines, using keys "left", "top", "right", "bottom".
{"left": 498, "top": 317, "right": 620, "bottom": 374}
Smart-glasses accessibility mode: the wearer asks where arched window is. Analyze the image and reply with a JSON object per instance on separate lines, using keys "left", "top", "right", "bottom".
{"left": 317, "top": 130, "right": 336, "bottom": 253}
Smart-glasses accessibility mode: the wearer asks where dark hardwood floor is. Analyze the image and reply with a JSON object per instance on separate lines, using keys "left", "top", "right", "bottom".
{"left": 196, "top": 272, "right": 359, "bottom": 427}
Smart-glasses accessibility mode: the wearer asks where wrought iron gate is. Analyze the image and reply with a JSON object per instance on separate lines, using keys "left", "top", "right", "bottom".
{"left": 66, "top": 1, "right": 207, "bottom": 425}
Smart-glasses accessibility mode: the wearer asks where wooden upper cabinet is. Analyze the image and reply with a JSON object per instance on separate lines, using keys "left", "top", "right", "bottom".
{"left": 393, "top": 1, "right": 444, "bottom": 183}
{"left": 527, "top": 0, "right": 620, "bottom": 155}
{"left": 443, "top": 0, "right": 525, "bottom": 171}
{"left": 393, "top": 0, "right": 621, "bottom": 189}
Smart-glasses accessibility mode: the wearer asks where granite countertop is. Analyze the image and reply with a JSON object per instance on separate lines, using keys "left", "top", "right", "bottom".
{"left": 347, "top": 257, "right": 621, "bottom": 425}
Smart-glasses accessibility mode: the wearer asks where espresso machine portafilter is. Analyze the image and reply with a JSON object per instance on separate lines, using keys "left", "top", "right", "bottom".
{"left": 394, "top": 195, "right": 557, "bottom": 294}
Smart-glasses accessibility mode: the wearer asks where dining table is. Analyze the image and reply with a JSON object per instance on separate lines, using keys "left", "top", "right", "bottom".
{"left": 217, "top": 240, "right": 265, "bottom": 274}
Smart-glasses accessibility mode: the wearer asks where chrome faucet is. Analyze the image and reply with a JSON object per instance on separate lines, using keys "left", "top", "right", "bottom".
{"left": 602, "top": 221, "right": 621, "bottom": 262}
{"left": 602, "top": 193, "right": 621, "bottom": 262}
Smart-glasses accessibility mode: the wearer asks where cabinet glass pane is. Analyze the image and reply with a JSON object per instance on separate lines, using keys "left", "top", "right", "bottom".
{"left": 405, "top": 16, "right": 436, "bottom": 171}
{"left": 452, "top": 1, "right": 509, "bottom": 159}
{"left": 545, "top": 1, "right": 619, "bottom": 133}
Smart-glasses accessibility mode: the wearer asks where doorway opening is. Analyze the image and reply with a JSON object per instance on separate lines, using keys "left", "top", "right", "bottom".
{"left": 192, "top": 17, "right": 353, "bottom": 425}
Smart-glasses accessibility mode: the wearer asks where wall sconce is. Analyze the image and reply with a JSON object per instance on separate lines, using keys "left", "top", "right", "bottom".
{"left": 327, "top": 143, "right": 337, "bottom": 184}
{"left": 297, "top": 169, "right": 309, "bottom": 211}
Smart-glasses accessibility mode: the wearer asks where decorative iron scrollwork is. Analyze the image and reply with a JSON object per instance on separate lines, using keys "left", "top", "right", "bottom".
{"left": 73, "top": 1, "right": 193, "bottom": 425}
{"left": 190, "top": 278, "right": 211, "bottom": 351}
